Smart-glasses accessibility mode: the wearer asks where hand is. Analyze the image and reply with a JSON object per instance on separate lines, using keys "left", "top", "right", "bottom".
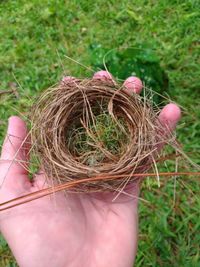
{"left": 0, "top": 71, "right": 181, "bottom": 267}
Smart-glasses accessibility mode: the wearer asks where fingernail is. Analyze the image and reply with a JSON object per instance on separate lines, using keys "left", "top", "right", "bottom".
{"left": 93, "top": 70, "right": 112, "bottom": 80}
{"left": 124, "top": 77, "right": 143, "bottom": 94}
{"left": 61, "top": 76, "right": 75, "bottom": 85}
{"left": 159, "top": 103, "right": 181, "bottom": 130}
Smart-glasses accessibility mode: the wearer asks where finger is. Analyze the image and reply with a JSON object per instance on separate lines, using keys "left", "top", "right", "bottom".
{"left": 1, "top": 116, "right": 30, "bottom": 176}
{"left": 155, "top": 103, "right": 181, "bottom": 153}
{"left": 61, "top": 76, "right": 75, "bottom": 85}
{"left": 123, "top": 76, "right": 143, "bottom": 94}
{"left": 93, "top": 70, "right": 113, "bottom": 81}
{"left": 158, "top": 103, "right": 181, "bottom": 132}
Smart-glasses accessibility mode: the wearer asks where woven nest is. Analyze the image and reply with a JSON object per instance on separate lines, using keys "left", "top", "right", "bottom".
{"left": 31, "top": 78, "right": 163, "bottom": 193}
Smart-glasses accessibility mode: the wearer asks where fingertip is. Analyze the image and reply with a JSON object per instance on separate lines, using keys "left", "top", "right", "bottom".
{"left": 93, "top": 70, "right": 113, "bottom": 80}
{"left": 159, "top": 103, "right": 181, "bottom": 130}
{"left": 123, "top": 76, "right": 143, "bottom": 94}
{"left": 8, "top": 116, "right": 24, "bottom": 125}
{"left": 61, "top": 76, "right": 75, "bottom": 85}
{"left": 8, "top": 116, "right": 27, "bottom": 137}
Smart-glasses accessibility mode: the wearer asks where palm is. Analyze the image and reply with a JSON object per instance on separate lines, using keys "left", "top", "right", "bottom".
{"left": 0, "top": 171, "right": 138, "bottom": 267}
{"left": 0, "top": 72, "right": 181, "bottom": 267}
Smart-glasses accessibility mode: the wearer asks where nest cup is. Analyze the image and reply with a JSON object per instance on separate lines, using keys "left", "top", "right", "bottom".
{"left": 31, "top": 78, "right": 161, "bottom": 192}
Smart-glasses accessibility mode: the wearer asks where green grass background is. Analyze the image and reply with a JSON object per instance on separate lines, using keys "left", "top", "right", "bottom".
{"left": 0, "top": 0, "right": 200, "bottom": 266}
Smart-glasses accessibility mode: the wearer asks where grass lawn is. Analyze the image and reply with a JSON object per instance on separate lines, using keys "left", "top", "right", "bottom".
{"left": 0, "top": 0, "right": 200, "bottom": 266}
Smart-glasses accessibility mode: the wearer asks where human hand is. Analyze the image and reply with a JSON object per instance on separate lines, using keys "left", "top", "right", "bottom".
{"left": 0, "top": 71, "right": 181, "bottom": 267}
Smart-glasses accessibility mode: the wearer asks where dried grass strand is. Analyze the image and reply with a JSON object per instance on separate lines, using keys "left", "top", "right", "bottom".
{"left": 0, "top": 172, "right": 200, "bottom": 212}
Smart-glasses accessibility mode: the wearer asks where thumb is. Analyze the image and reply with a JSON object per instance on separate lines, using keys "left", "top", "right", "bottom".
{"left": 0, "top": 116, "right": 30, "bottom": 188}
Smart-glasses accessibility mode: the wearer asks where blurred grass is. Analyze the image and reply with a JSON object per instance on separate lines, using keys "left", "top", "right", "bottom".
{"left": 0, "top": 0, "right": 200, "bottom": 266}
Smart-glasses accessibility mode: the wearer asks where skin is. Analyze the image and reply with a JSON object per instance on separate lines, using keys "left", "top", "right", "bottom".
{"left": 0, "top": 71, "right": 181, "bottom": 267}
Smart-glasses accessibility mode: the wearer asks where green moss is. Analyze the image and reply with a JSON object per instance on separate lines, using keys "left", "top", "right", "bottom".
{"left": 68, "top": 112, "right": 128, "bottom": 165}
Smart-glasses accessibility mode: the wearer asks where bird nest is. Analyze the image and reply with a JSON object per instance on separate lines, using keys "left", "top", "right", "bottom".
{"left": 31, "top": 78, "right": 163, "bottom": 193}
